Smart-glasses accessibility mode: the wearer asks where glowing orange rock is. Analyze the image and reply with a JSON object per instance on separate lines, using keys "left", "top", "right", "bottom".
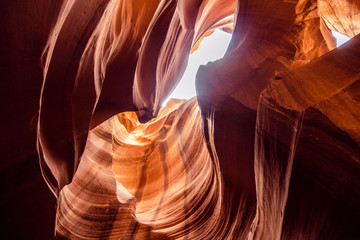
{"left": 2, "top": 0, "right": 360, "bottom": 239}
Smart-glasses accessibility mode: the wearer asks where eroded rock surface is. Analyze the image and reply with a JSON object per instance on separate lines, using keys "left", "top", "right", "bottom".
{"left": 2, "top": 0, "right": 360, "bottom": 239}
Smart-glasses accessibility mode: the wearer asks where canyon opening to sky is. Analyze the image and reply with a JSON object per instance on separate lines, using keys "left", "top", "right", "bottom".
{"left": 163, "top": 30, "right": 350, "bottom": 106}
{"left": 2, "top": 0, "right": 360, "bottom": 239}
{"left": 163, "top": 29, "right": 232, "bottom": 105}
{"left": 333, "top": 31, "right": 351, "bottom": 47}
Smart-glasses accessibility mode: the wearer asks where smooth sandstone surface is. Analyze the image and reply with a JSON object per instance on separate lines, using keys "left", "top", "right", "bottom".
{"left": 1, "top": 0, "right": 360, "bottom": 239}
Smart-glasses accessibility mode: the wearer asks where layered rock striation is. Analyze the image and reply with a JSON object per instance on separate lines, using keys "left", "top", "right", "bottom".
{"left": 2, "top": 0, "right": 360, "bottom": 239}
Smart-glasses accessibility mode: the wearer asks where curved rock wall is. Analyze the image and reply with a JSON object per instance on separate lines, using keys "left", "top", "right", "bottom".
{"left": 2, "top": 0, "right": 360, "bottom": 239}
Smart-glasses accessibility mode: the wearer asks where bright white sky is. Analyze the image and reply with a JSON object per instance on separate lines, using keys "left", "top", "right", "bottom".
{"left": 163, "top": 29, "right": 232, "bottom": 105}
{"left": 162, "top": 29, "right": 351, "bottom": 106}
{"left": 332, "top": 31, "right": 351, "bottom": 47}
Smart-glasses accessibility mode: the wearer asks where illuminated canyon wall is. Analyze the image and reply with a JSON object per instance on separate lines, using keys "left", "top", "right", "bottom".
{"left": 1, "top": 0, "right": 360, "bottom": 239}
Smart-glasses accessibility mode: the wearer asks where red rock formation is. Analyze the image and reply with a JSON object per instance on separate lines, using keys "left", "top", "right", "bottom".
{"left": 1, "top": 0, "right": 360, "bottom": 239}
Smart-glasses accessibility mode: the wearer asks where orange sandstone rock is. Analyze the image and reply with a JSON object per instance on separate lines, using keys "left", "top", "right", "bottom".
{"left": 1, "top": 0, "right": 360, "bottom": 239}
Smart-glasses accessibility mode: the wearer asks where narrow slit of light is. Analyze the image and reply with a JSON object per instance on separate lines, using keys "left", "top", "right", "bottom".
{"left": 332, "top": 31, "right": 351, "bottom": 47}
{"left": 162, "top": 29, "right": 232, "bottom": 106}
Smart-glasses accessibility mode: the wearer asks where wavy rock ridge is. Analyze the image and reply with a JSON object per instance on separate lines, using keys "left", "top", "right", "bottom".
{"left": 1, "top": 0, "right": 360, "bottom": 239}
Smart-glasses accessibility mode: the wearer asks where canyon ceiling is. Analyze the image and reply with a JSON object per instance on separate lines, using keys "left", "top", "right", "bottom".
{"left": 1, "top": 0, "right": 360, "bottom": 239}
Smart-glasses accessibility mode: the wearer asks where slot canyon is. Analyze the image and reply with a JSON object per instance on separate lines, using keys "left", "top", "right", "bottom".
{"left": 1, "top": 0, "right": 360, "bottom": 239}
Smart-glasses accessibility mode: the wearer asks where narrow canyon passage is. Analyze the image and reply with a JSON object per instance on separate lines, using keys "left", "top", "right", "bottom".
{"left": 1, "top": 0, "right": 360, "bottom": 239}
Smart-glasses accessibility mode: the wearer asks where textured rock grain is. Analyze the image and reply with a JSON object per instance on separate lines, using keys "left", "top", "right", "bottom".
{"left": 2, "top": 0, "right": 360, "bottom": 239}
